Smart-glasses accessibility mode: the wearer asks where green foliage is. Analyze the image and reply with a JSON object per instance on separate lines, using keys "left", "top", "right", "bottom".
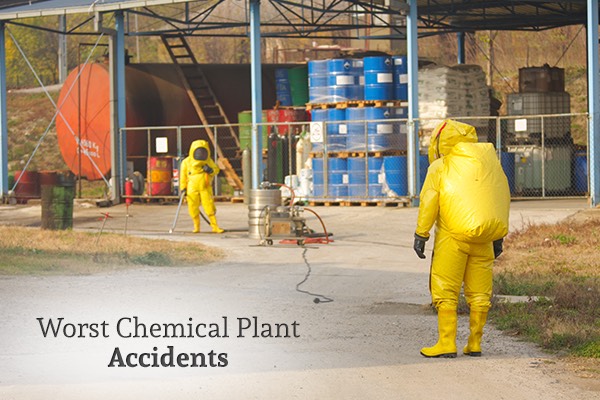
{"left": 491, "top": 277, "right": 600, "bottom": 357}
{"left": 573, "top": 340, "right": 600, "bottom": 358}
{"left": 552, "top": 234, "right": 577, "bottom": 245}
{"left": 494, "top": 272, "right": 556, "bottom": 296}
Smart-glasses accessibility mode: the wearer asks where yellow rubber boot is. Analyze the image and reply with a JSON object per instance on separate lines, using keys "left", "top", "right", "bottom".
{"left": 421, "top": 309, "right": 458, "bottom": 358}
{"left": 192, "top": 216, "right": 201, "bottom": 233}
{"left": 463, "top": 311, "right": 488, "bottom": 357}
{"left": 208, "top": 215, "right": 224, "bottom": 234}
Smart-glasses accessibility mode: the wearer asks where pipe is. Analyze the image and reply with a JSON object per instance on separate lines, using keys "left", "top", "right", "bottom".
{"left": 0, "top": 23, "right": 7, "bottom": 200}
{"left": 250, "top": 0, "right": 263, "bottom": 189}
{"left": 407, "top": 0, "right": 420, "bottom": 206}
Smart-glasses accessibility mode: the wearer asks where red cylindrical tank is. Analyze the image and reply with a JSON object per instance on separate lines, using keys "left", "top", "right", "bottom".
{"left": 56, "top": 63, "right": 202, "bottom": 181}
{"left": 14, "top": 171, "right": 40, "bottom": 203}
{"left": 266, "top": 109, "right": 308, "bottom": 136}
{"left": 39, "top": 171, "right": 59, "bottom": 187}
{"left": 147, "top": 157, "right": 173, "bottom": 196}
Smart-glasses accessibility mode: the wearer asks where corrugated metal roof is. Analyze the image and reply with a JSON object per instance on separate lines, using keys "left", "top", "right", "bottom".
{"left": 0, "top": 0, "right": 194, "bottom": 20}
{"left": 0, "top": 0, "right": 591, "bottom": 31}
{"left": 417, "top": 0, "right": 588, "bottom": 31}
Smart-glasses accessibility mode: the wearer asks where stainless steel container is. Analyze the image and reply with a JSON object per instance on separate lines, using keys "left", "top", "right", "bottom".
{"left": 248, "top": 189, "right": 282, "bottom": 239}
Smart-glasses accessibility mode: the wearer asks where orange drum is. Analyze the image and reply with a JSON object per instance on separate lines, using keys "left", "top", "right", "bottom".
{"left": 147, "top": 157, "right": 173, "bottom": 196}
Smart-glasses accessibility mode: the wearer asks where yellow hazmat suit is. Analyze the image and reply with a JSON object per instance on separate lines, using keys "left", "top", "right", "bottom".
{"left": 415, "top": 120, "right": 510, "bottom": 358}
{"left": 180, "top": 140, "right": 224, "bottom": 233}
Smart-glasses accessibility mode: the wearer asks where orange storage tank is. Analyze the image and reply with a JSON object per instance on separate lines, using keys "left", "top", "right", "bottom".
{"left": 56, "top": 63, "right": 202, "bottom": 181}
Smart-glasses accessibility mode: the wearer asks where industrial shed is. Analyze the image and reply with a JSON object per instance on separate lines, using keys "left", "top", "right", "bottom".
{"left": 0, "top": 0, "right": 598, "bottom": 204}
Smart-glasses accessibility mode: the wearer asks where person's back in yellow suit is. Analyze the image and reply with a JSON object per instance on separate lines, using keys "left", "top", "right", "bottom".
{"left": 414, "top": 120, "right": 510, "bottom": 358}
{"left": 179, "top": 140, "right": 224, "bottom": 233}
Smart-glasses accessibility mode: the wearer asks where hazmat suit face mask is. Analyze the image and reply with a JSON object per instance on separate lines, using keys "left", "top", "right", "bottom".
{"left": 193, "top": 147, "right": 208, "bottom": 161}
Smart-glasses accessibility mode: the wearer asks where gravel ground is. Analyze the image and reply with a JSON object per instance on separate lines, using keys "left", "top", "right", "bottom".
{"left": 0, "top": 198, "right": 598, "bottom": 399}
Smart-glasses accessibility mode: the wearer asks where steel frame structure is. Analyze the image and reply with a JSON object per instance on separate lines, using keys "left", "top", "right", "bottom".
{"left": 1, "top": 1, "right": 590, "bottom": 39}
{"left": 0, "top": 0, "right": 599, "bottom": 204}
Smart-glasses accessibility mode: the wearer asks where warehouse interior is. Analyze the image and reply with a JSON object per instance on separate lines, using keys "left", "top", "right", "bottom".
{"left": 0, "top": 0, "right": 598, "bottom": 207}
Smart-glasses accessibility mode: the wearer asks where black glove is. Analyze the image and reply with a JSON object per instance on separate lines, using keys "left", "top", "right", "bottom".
{"left": 202, "top": 164, "right": 213, "bottom": 174}
{"left": 493, "top": 238, "right": 503, "bottom": 259}
{"left": 413, "top": 233, "right": 428, "bottom": 259}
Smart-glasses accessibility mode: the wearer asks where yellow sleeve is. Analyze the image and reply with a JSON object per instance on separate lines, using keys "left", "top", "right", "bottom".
{"left": 415, "top": 160, "right": 442, "bottom": 239}
{"left": 179, "top": 158, "right": 188, "bottom": 190}
{"left": 207, "top": 158, "right": 220, "bottom": 178}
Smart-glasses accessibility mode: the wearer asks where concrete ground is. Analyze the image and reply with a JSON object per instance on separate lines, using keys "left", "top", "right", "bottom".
{"left": 0, "top": 198, "right": 599, "bottom": 399}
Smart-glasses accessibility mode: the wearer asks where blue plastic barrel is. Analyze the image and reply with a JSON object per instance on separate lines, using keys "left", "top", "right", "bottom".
{"left": 500, "top": 152, "right": 515, "bottom": 194}
{"left": 347, "top": 157, "right": 383, "bottom": 198}
{"left": 390, "top": 107, "right": 408, "bottom": 151}
{"left": 311, "top": 108, "right": 347, "bottom": 152}
{"left": 364, "top": 56, "right": 394, "bottom": 101}
{"left": 573, "top": 152, "right": 588, "bottom": 194}
{"left": 275, "top": 68, "right": 292, "bottom": 106}
{"left": 327, "top": 59, "right": 363, "bottom": 102}
{"left": 383, "top": 156, "right": 407, "bottom": 196}
{"left": 347, "top": 157, "right": 383, "bottom": 184}
{"left": 346, "top": 108, "right": 366, "bottom": 151}
{"left": 392, "top": 56, "right": 408, "bottom": 101}
{"left": 312, "top": 157, "right": 348, "bottom": 197}
{"left": 308, "top": 60, "right": 330, "bottom": 103}
{"left": 365, "top": 107, "right": 394, "bottom": 151}
{"left": 346, "top": 107, "right": 396, "bottom": 151}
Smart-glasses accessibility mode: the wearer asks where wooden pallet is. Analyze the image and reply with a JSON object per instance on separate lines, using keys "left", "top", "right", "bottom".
{"left": 305, "top": 198, "right": 411, "bottom": 207}
{"left": 306, "top": 100, "right": 408, "bottom": 111}
{"left": 343, "top": 199, "right": 410, "bottom": 207}
{"left": 310, "top": 150, "right": 407, "bottom": 159}
{"left": 230, "top": 197, "right": 245, "bottom": 203}
{"left": 308, "top": 200, "right": 343, "bottom": 207}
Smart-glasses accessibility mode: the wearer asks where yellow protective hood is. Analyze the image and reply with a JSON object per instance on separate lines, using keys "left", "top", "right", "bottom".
{"left": 428, "top": 120, "right": 478, "bottom": 164}
{"left": 188, "top": 140, "right": 211, "bottom": 166}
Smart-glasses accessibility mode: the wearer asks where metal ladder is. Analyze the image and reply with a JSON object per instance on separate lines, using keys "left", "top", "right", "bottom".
{"left": 160, "top": 34, "right": 243, "bottom": 190}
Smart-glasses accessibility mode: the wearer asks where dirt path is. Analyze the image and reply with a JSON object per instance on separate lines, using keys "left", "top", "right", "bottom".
{"left": 0, "top": 199, "right": 598, "bottom": 399}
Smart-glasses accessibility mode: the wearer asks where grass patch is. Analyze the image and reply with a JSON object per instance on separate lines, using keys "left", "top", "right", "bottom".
{"left": 491, "top": 218, "right": 600, "bottom": 359}
{"left": 0, "top": 226, "right": 223, "bottom": 275}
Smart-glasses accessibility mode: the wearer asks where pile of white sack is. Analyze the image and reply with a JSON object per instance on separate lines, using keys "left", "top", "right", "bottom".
{"left": 418, "top": 64, "right": 490, "bottom": 133}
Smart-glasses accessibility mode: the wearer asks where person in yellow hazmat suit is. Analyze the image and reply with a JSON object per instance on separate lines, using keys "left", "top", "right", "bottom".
{"left": 414, "top": 120, "right": 510, "bottom": 358}
{"left": 180, "top": 140, "right": 224, "bottom": 234}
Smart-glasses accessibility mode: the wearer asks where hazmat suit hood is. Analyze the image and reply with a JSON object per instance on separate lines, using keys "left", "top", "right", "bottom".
{"left": 188, "top": 140, "right": 211, "bottom": 167}
{"left": 428, "top": 120, "right": 478, "bottom": 164}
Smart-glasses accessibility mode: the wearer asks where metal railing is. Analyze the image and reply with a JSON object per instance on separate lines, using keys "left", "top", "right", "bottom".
{"left": 119, "top": 111, "right": 589, "bottom": 202}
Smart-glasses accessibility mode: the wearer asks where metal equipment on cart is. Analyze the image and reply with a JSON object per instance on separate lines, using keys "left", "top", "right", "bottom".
{"left": 259, "top": 205, "right": 311, "bottom": 246}
{"left": 250, "top": 183, "right": 331, "bottom": 246}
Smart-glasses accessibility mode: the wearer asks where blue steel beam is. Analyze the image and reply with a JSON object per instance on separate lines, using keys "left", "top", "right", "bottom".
{"left": 116, "top": 11, "right": 126, "bottom": 199}
{"left": 407, "top": 0, "right": 420, "bottom": 206}
{"left": 250, "top": 0, "right": 263, "bottom": 189}
{"left": 587, "top": 0, "right": 599, "bottom": 206}
{"left": 457, "top": 31, "right": 465, "bottom": 64}
{"left": 0, "top": 22, "right": 7, "bottom": 199}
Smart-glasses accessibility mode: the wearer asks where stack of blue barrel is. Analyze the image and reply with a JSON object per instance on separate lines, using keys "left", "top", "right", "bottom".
{"left": 307, "top": 55, "right": 411, "bottom": 199}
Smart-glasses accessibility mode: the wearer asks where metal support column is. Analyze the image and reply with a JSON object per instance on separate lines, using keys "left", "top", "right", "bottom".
{"left": 250, "top": 0, "right": 263, "bottom": 189}
{"left": 407, "top": 0, "right": 420, "bottom": 206}
{"left": 587, "top": 0, "right": 599, "bottom": 206}
{"left": 58, "top": 15, "right": 67, "bottom": 83}
{"left": 457, "top": 32, "right": 465, "bottom": 64}
{"left": 109, "top": 11, "right": 127, "bottom": 202}
{"left": 0, "top": 23, "right": 7, "bottom": 200}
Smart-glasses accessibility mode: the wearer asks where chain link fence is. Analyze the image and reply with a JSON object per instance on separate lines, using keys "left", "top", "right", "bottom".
{"left": 120, "top": 111, "right": 589, "bottom": 202}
